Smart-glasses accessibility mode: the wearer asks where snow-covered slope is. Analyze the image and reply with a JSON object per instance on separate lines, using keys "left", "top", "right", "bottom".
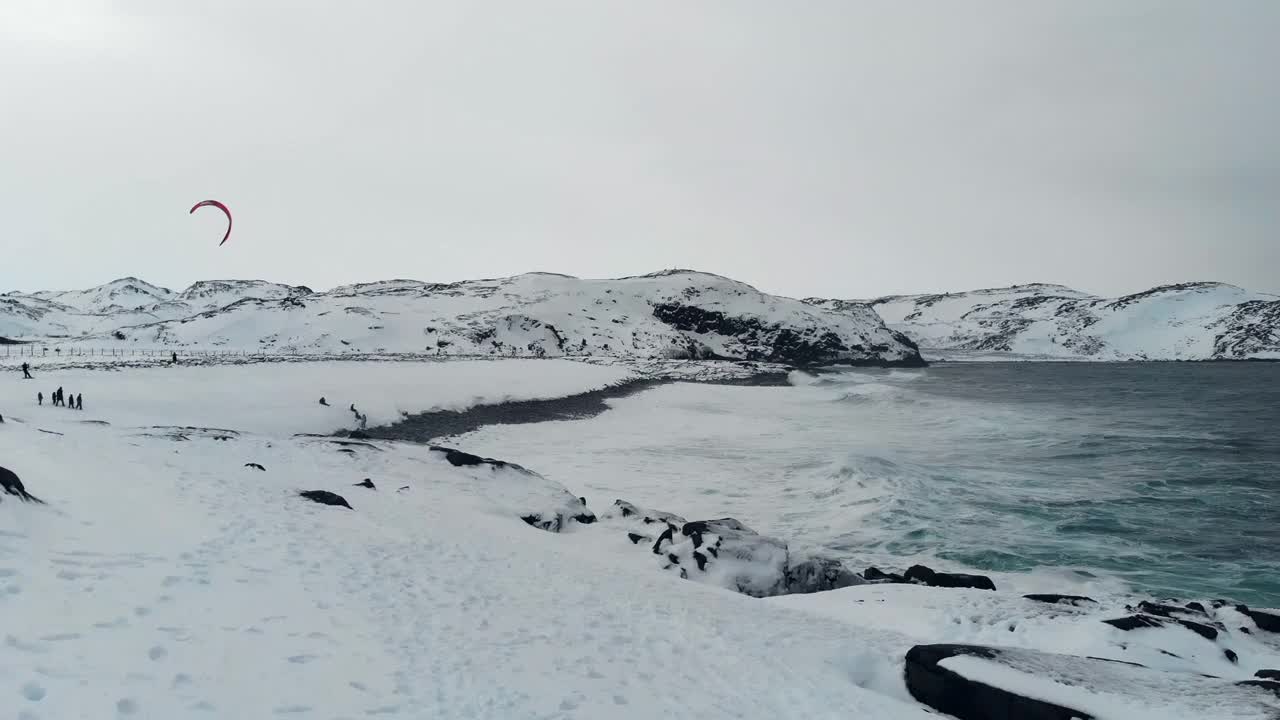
{"left": 807, "top": 282, "right": 1280, "bottom": 361}
{"left": 3, "top": 271, "right": 923, "bottom": 367}
{"left": 21, "top": 277, "right": 175, "bottom": 315}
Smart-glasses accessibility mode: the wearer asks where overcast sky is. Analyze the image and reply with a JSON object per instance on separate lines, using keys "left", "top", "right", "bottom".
{"left": 2, "top": 1, "right": 1277, "bottom": 300}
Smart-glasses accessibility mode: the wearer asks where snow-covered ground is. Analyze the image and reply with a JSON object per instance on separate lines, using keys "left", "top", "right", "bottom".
{"left": 0, "top": 359, "right": 635, "bottom": 436}
{"left": 3, "top": 361, "right": 1278, "bottom": 719}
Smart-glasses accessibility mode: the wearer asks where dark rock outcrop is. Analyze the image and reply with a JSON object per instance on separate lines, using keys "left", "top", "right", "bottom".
{"left": 353, "top": 479, "right": 375, "bottom": 489}
{"left": 0, "top": 465, "right": 45, "bottom": 504}
{"left": 862, "top": 566, "right": 907, "bottom": 584}
{"left": 1255, "top": 669, "right": 1280, "bottom": 681}
{"left": 1239, "top": 680, "right": 1280, "bottom": 699}
{"left": 298, "top": 490, "right": 352, "bottom": 509}
{"left": 904, "top": 644, "right": 1092, "bottom": 720}
{"left": 1237, "top": 605, "right": 1280, "bottom": 633}
{"left": 904, "top": 565, "right": 997, "bottom": 591}
{"left": 651, "top": 301, "right": 924, "bottom": 367}
{"left": 430, "top": 446, "right": 516, "bottom": 470}
{"left": 244, "top": 463, "right": 266, "bottom": 471}
{"left": 1024, "top": 594, "right": 1098, "bottom": 606}
{"left": 1103, "top": 613, "right": 1218, "bottom": 641}
{"left": 858, "top": 564, "right": 995, "bottom": 590}
{"left": 906, "top": 643, "right": 1280, "bottom": 720}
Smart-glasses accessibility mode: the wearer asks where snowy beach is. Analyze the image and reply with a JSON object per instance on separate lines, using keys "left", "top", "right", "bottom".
{"left": 3, "top": 358, "right": 1280, "bottom": 719}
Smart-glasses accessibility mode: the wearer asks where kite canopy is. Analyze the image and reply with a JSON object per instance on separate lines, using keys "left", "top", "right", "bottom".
{"left": 190, "top": 199, "right": 232, "bottom": 246}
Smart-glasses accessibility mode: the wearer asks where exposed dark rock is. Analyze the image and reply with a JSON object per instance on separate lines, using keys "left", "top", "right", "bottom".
{"left": 626, "top": 532, "right": 649, "bottom": 545}
{"left": 1024, "top": 594, "right": 1098, "bottom": 606}
{"left": 244, "top": 463, "right": 266, "bottom": 471}
{"left": 298, "top": 490, "right": 352, "bottom": 509}
{"left": 353, "top": 479, "right": 375, "bottom": 489}
{"left": 1224, "top": 649, "right": 1239, "bottom": 664}
{"left": 430, "top": 446, "right": 516, "bottom": 469}
{"left": 904, "top": 564, "right": 996, "bottom": 591}
{"left": 1255, "top": 670, "right": 1280, "bottom": 680}
{"left": 1238, "top": 680, "right": 1280, "bottom": 699}
{"left": 329, "top": 440, "right": 380, "bottom": 451}
{"left": 862, "top": 566, "right": 907, "bottom": 583}
{"left": 692, "top": 551, "right": 708, "bottom": 571}
{"left": 347, "top": 430, "right": 371, "bottom": 439}
{"left": 0, "top": 465, "right": 45, "bottom": 504}
{"left": 1103, "top": 614, "right": 1218, "bottom": 641}
{"left": 904, "top": 644, "right": 1093, "bottom": 720}
{"left": 1173, "top": 618, "right": 1220, "bottom": 641}
{"left": 1103, "top": 615, "right": 1165, "bottom": 632}
{"left": 651, "top": 301, "right": 924, "bottom": 366}
{"left": 652, "top": 525, "right": 675, "bottom": 554}
{"left": 1237, "top": 605, "right": 1280, "bottom": 633}
{"left": 1184, "top": 601, "right": 1208, "bottom": 615}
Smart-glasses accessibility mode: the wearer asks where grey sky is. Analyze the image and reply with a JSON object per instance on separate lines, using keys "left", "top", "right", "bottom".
{"left": 2, "top": 1, "right": 1277, "bottom": 300}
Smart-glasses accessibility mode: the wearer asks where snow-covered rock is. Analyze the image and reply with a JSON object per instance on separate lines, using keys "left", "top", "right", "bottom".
{"left": 2, "top": 270, "right": 923, "bottom": 367}
{"left": 905, "top": 643, "right": 1280, "bottom": 720}
{"left": 428, "top": 446, "right": 596, "bottom": 532}
{"left": 602, "top": 500, "right": 861, "bottom": 597}
{"left": 806, "top": 282, "right": 1280, "bottom": 361}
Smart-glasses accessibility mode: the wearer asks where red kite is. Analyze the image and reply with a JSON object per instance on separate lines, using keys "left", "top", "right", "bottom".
{"left": 190, "top": 199, "right": 232, "bottom": 246}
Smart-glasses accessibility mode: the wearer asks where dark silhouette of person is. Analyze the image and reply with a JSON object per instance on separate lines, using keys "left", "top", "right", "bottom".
{"left": 171, "top": 351, "right": 178, "bottom": 364}
{"left": 55, "top": 386, "right": 63, "bottom": 407}
{"left": 75, "top": 394, "right": 83, "bottom": 411}
{"left": 22, "top": 362, "right": 32, "bottom": 379}
{"left": 38, "top": 392, "right": 43, "bottom": 406}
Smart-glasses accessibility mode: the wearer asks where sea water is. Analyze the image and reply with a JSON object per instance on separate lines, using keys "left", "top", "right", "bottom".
{"left": 456, "top": 362, "right": 1280, "bottom": 606}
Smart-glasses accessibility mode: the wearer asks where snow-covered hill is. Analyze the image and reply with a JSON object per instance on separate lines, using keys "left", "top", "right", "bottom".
{"left": 2, "top": 271, "right": 923, "bottom": 367}
{"left": 806, "top": 282, "right": 1280, "bottom": 361}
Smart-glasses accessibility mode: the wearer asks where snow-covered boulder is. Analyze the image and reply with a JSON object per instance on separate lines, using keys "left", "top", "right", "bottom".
{"left": 427, "top": 446, "right": 596, "bottom": 532}
{"left": 603, "top": 500, "right": 859, "bottom": 597}
{"left": 905, "top": 643, "right": 1280, "bottom": 720}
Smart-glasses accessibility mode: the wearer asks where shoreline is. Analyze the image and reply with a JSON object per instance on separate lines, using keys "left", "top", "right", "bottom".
{"left": 348, "top": 370, "right": 793, "bottom": 443}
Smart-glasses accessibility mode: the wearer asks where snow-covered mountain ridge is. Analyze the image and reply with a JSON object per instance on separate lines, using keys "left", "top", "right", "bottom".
{"left": 1, "top": 271, "right": 923, "bottom": 367}
{"left": 806, "top": 282, "right": 1280, "bottom": 361}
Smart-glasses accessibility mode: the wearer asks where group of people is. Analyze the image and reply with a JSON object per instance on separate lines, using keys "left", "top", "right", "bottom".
{"left": 40, "top": 386, "right": 82, "bottom": 411}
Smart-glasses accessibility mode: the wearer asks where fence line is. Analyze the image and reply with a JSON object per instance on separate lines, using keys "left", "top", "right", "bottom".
{"left": 1, "top": 346, "right": 277, "bottom": 359}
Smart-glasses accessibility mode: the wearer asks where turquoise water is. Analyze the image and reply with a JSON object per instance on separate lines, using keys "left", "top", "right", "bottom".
{"left": 819, "top": 362, "right": 1280, "bottom": 605}
{"left": 456, "top": 362, "right": 1280, "bottom": 606}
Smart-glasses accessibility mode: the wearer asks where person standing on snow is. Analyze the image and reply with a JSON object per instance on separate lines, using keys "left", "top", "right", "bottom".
{"left": 38, "top": 391, "right": 43, "bottom": 406}
{"left": 21, "top": 362, "right": 33, "bottom": 379}
{"left": 76, "top": 393, "right": 83, "bottom": 411}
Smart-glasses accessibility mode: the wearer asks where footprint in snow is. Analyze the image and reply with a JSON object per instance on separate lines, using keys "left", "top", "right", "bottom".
{"left": 21, "top": 682, "right": 47, "bottom": 701}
